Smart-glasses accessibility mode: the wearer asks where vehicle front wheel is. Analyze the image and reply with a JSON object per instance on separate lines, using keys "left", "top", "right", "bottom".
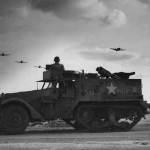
{"left": 1, "top": 104, "right": 29, "bottom": 134}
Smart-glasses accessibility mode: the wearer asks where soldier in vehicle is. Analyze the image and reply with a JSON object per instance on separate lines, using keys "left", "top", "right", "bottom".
{"left": 51, "top": 56, "right": 65, "bottom": 71}
{"left": 50, "top": 56, "right": 65, "bottom": 89}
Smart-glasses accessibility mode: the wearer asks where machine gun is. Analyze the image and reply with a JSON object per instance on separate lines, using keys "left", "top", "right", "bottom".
{"left": 96, "top": 67, "right": 121, "bottom": 79}
{"left": 113, "top": 72, "right": 135, "bottom": 79}
{"left": 96, "top": 67, "right": 135, "bottom": 79}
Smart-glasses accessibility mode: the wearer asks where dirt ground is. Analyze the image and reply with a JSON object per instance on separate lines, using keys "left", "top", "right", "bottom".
{"left": 0, "top": 115, "right": 150, "bottom": 150}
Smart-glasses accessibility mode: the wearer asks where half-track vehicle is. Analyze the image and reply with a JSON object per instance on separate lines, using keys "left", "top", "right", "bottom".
{"left": 0, "top": 65, "right": 149, "bottom": 134}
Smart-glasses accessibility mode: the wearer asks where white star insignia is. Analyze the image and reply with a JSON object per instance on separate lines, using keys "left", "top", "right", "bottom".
{"left": 107, "top": 83, "right": 117, "bottom": 94}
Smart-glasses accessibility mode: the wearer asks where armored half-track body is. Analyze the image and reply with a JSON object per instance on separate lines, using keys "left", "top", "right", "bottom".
{"left": 0, "top": 66, "right": 149, "bottom": 134}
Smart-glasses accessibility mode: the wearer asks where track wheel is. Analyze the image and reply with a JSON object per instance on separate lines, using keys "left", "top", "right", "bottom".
{"left": 75, "top": 105, "right": 93, "bottom": 124}
{"left": 119, "top": 121, "right": 130, "bottom": 131}
{"left": 74, "top": 121, "right": 85, "bottom": 130}
{"left": 2, "top": 105, "right": 29, "bottom": 134}
{"left": 91, "top": 121, "right": 100, "bottom": 132}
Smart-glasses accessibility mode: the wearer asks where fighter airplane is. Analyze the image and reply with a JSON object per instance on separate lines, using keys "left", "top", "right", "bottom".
{"left": 110, "top": 47, "right": 126, "bottom": 51}
{"left": 15, "top": 60, "right": 27, "bottom": 63}
{"left": 0, "top": 52, "right": 10, "bottom": 56}
{"left": 34, "top": 65, "right": 45, "bottom": 69}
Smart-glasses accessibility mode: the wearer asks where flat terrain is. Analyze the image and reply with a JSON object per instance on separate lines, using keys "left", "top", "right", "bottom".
{"left": 0, "top": 115, "right": 150, "bottom": 150}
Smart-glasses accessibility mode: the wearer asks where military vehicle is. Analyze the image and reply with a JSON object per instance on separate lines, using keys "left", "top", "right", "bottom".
{"left": 0, "top": 65, "right": 149, "bottom": 134}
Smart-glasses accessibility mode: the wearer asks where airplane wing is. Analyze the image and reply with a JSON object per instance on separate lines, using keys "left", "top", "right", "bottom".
{"left": 15, "top": 61, "right": 20, "bottom": 63}
{"left": 110, "top": 48, "right": 117, "bottom": 51}
{"left": 34, "top": 66, "right": 41, "bottom": 68}
{"left": 120, "top": 48, "right": 126, "bottom": 51}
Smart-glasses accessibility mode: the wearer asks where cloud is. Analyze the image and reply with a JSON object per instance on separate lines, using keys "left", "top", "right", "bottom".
{"left": 30, "top": 0, "right": 127, "bottom": 27}
{"left": 102, "top": 9, "right": 127, "bottom": 27}
{"left": 31, "top": 0, "right": 108, "bottom": 19}
{"left": 0, "top": 0, "right": 32, "bottom": 33}
{"left": 124, "top": 0, "right": 150, "bottom": 6}
{"left": 137, "top": 0, "right": 150, "bottom": 4}
{"left": 0, "top": 0, "right": 30, "bottom": 18}
{"left": 0, "top": 0, "right": 128, "bottom": 34}
{"left": 77, "top": 47, "right": 139, "bottom": 62}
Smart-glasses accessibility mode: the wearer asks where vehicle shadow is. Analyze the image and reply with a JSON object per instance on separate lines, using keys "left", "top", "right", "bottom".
{"left": 24, "top": 127, "right": 86, "bottom": 135}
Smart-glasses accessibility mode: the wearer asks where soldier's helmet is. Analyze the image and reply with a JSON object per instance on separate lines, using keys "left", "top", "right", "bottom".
{"left": 54, "top": 56, "right": 60, "bottom": 62}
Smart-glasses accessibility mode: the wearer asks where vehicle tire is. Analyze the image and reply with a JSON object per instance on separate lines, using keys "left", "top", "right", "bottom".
{"left": 75, "top": 105, "right": 93, "bottom": 124}
{"left": 0, "top": 108, "right": 6, "bottom": 133}
{"left": 2, "top": 104, "right": 29, "bottom": 134}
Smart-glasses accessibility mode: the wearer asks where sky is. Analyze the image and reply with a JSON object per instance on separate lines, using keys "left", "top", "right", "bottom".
{"left": 0, "top": 0, "right": 150, "bottom": 102}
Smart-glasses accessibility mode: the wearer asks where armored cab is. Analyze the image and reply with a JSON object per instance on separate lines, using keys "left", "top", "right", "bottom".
{"left": 0, "top": 66, "right": 149, "bottom": 134}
